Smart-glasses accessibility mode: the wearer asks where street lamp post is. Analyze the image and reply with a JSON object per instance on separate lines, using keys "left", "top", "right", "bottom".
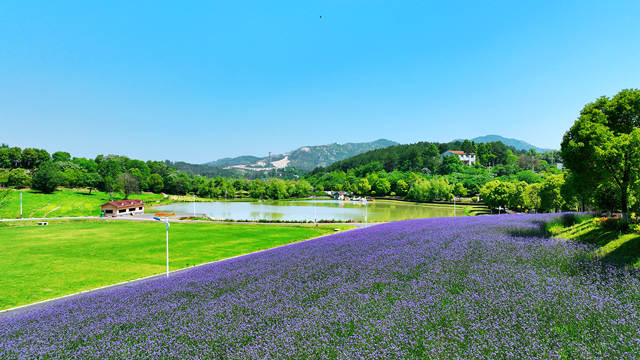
{"left": 193, "top": 193, "right": 196, "bottom": 218}
{"left": 311, "top": 187, "right": 317, "bottom": 227}
{"left": 153, "top": 217, "right": 171, "bottom": 277}
{"left": 453, "top": 196, "right": 456, "bottom": 217}
{"left": 362, "top": 197, "right": 368, "bottom": 224}
{"left": 20, "top": 192, "right": 22, "bottom": 218}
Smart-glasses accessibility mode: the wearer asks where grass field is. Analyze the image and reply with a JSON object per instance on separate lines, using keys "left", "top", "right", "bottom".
{"left": 0, "top": 189, "right": 165, "bottom": 219}
{"left": 547, "top": 214, "right": 640, "bottom": 268}
{"left": 0, "top": 220, "right": 353, "bottom": 310}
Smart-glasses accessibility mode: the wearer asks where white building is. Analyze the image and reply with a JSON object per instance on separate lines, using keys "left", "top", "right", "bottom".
{"left": 101, "top": 199, "right": 145, "bottom": 217}
{"left": 441, "top": 150, "right": 476, "bottom": 166}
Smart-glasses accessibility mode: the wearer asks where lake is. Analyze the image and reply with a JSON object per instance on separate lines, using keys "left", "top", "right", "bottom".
{"left": 151, "top": 199, "right": 481, "bottom": 222}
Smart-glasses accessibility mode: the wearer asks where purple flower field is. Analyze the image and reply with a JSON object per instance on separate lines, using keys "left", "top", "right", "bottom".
{"left": 1, "top": 214, "right": 640, "bottom": 359}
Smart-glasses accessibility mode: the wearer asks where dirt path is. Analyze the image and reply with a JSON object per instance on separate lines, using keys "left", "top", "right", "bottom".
{"left": 29, "top": 204, "right": 51, "bottom": 218}
{"left": 43, "top": 205, "right": 61, "bottom": 217}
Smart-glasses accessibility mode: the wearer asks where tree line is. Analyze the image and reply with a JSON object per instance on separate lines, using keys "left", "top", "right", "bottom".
{"left": 312, "top": 139, "right": 561, "bottom": 175}
{"left": 0, "top": 147, "right": 314, "bottom": 200}
{"left": 4, "top": 88, "right": 636, "bottom": 217}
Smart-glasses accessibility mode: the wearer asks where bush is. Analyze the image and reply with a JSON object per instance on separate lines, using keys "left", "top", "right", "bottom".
{"left": 31, "top": 162, "right": 61, "bottom": 193}
{"left": 595, "top": 217, "right": 629, "bottom": 232}
{"left": 7, "top": 169, "right": 31, "bottom": 188}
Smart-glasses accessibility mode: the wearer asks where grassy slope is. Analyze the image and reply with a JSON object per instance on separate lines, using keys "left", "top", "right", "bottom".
{"left": 0, "top": 189, "right": 165, "bottom": 219}
{"left": 0, "top": 220, "right": 353, "bottom": 310}
{"left": 548, "top": 215, "right": 640, "bottom": 268}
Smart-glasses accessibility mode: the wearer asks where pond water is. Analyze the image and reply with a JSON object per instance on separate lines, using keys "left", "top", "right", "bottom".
{"left": 152, "top": 199, "right": 475, "bottom": 222}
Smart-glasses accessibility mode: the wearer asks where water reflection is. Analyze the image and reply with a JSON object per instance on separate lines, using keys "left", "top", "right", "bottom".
{"left": 155, "top": 199, "right": 473, "bottom": 222}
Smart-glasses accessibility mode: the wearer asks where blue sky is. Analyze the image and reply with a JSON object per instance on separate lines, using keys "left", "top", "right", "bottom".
{"left": 1, "top": 1, "right": 639, "bottom": 163}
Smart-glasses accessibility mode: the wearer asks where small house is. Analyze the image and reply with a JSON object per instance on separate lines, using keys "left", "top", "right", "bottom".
{"left": 441, "top": 150, "right": 476, "bottom": 166}
{"left": 101, "top": 199, "right": 145, "bottom": 217}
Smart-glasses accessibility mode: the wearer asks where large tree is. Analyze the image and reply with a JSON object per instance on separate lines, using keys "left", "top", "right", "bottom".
{"left": 117, "top": 173, "right": 140, "bottom": 199}
{"left": 561, "top": 89, "right": 640, "bottom": 219}
{"left": 31, "top": 162, "right": 61, "bottom": 193}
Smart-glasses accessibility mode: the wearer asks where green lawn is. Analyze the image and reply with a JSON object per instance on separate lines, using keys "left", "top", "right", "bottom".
{"left": 0, "top": 189, "right": 165, "bottom": 219}
{"left": 0, "top": 220, "right": 353, "bottom": 310}
{"left": 548, "top": 215, "right": 640, "bottom": 268}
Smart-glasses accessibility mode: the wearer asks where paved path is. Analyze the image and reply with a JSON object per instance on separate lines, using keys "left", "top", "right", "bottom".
{"left": 0, "top": 215, "right": 375, "bottom": 228}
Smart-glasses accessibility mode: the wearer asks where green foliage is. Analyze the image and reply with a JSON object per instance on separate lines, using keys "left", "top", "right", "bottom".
{"left": 117, "top": 173, "right": 140, "bottom": 200}
{"left": 438, "top": 155, "right": 463, "bottom": 175}
{"left": 395, "top": 179, "right": 409, "bottom": 195}
{"left": 267, "top": 179, "right": 289, "bottom": 199}
{"left": 480, "top": 180, "right": 514, "bottom": 210}
{"left": 594, "top": 182, "right": 621, "bottom": 214}
{"left": 52, "top": 151, "right": 71, "bottom": 162}
{"left": 453, "top": 182, "right": 467, "bottom": 197}
{"left": 523, "top": 183, "right": 542, "bottom": 211}
{"left": 539, "top": 173, "right": 566, "bottom": 212}
{"left": 561, "top": 88, "right": 640, "bottom": 218}
{"left": 508, "top": 181, "right": 528, "bottom": 210}
{"left": 406, "top": 177, "right": 453, "bottom": 202}
{"left": 292, "top": 180, "right": 312, "bottom": 198}
{"left": 516, "top": 170, "right": 542, "bottom": 184}
{"left": 147, "top": 173, "right": 164, "bottom": 193}
{"left": 83, "top": 172, "right": 102, "bottom": 194}
{"left": 31, "top": 162, "right": 62, "bottom": 193}
{"left": 7, "top": 169, "right": 31, "bottom": 188}
{"left": 355, "top": 178, "right": 371, "bottom": 195}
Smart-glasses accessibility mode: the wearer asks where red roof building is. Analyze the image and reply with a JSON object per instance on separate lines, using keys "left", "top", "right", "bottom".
{"left": 441, "top": 150, "right": 477, "bottom": 166}
{"left": 101, "top": 199, "right": 145, "bottom": 217}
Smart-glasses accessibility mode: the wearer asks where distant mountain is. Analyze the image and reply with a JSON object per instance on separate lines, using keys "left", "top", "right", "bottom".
{"left": 206, "top": 155, "right": 263, "bottom": 168}
{"left": 204, "top": 139, "right": 398, "bottom": 172}
{"left": 454, "top": 135, "right": 555, "bottom": 153}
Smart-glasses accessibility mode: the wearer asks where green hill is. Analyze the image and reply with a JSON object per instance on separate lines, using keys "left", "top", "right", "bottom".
{"left": 199, "top": 139, "right": 398, "bottom": 173}
{"left": 455, "top": 135, "right": 555, "bottom": 153}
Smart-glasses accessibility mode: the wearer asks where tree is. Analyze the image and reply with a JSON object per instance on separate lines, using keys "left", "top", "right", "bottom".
{"left": 164, "top": 172, "right": 190, "bottom": 195}
{"left": 83, "top": 172, "right": 102, "bottom": 194}
{"left": 561, "top": 171, "right": 592, "bottom": 212}
{"left": 561, "top": 89, "right": 640, "bottom": 220}
{"left": 406, "top": 177, "right": 453, "bottom": 202}
{"left": 480, "top": 180, "right": 515, "bottom": 211}
{"left": 266, "top": 178, "right": 289, "bottom": 199}
{"left": 117, "top": 173, "right": 140, "bottom": 199}
{"left": 523, "top": 183, "right": 542, "bottom": 212}
{"left": 516, "top": 170, "right": 542, "bottom": 184}
{"left": 7, "top": 169, "right": 31, "bottom": 188}
{"left": 395, "top": 179, "right": 409, "bottom": 195}
{"left": 373, "top": 178, "right": 391, "bottom": 196}
{"left": 52, "top": 151, "right": 71, "bottom": 162}
{"left": 147, "top": 173, "right": 164, "bottom": 193}
{"left": 61, "top": 168, "right": 84, "bottom": 188}
{"left": 103, "top": 176, "right": 115, "bottom": 200}
{"left": 508, "top": 181, "right": 528, "bottom": 210}
{"left": 0, "top": 147, "right": 10, "bottom": 168}
{"left": 21, "top": 148, "right": 39, "bottom": 169}
{"left": 355, "top": 178, "right": 371, "bottom": 196}
{"left": 593, "top": 181, "right": 620, "bottom": 216}
{"left": 453, "top": 182, "right": 468, "bottom": 197}
{"left": 31, "top": 162, "right": 61, "bottom": 193}
{"left": 539, "top": 174, "right": 565, "bottom": 212}
{"left": 461, "top": 140, "right": 476, "bottom": 154}
{"left": 7, "top": 147, "right": 22, "bottom": 168}
{"left": 97, "top": 157, "right": 122, "bottom": 200}
{"left": 248, "top": 179, "right": 267, "bottom": 199}
{"left": 128, "top": 168, "right": 146, "bottom": 190}
{"left": 406, "top": 178, "right": 431, "bottom": 202}
{"left": 438, "top": 155, "right": 464, "bottom": 175}
{"left": 292, "top": 180, "right": 312, "bottom": 198}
